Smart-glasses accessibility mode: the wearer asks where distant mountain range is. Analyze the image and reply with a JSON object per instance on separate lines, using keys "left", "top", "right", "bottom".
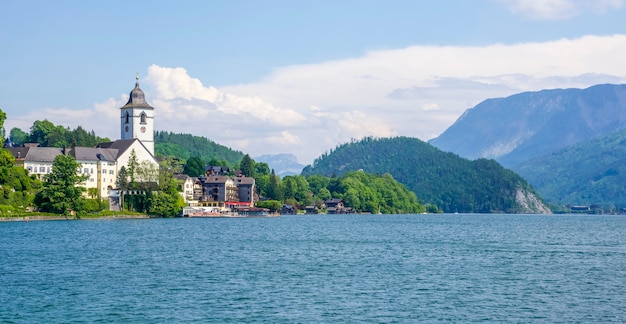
{"left": 255, "top": 153, "right": 304, "bottom": 177}
{"left": 301, "top": 137, "right": 550, "bottom": 214}
{"left": 430, "top": 84, "right": 626, "bottom": 167}
{"left": 430, "top": 84, "right": 626, "bottom": 207}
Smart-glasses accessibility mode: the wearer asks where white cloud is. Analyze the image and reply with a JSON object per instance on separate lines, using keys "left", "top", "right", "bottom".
{"left": 6, "top": 35, "right": 626, "bottom": 166}
{"left": 421, "top": 103, "right": 440, "bottom": 111}
{"left": 499, "top": 0, "right": 624, "bottom": 20}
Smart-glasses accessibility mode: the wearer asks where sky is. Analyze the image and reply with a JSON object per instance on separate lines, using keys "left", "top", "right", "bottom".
{"left": 1, "top": 0, "right": 626, "bottom": 165}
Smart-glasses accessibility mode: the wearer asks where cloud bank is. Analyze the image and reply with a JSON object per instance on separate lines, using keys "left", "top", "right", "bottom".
{"left": 7, "top": 34, "right": 626, "bottom": 165}
{"left": 499, "top": 0, "right": 624, "bottom": 20}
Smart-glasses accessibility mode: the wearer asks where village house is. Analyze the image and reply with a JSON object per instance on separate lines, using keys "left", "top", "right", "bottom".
{"left": 173, "top": 173, "right": 195, "bottom": 203}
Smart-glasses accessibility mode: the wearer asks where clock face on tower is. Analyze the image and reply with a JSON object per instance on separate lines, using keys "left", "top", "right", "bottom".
{"left": 140, "top": 127, "right": 146, "bottom": 133}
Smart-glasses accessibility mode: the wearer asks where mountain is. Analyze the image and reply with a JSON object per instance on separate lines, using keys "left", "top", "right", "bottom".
{"left": 514, "top": 129, "right": 626, "bottom": 207}
{"left": 429, "top": 84, "right": 626, "bottom": 167}
{"left": 301, "top": 137, "right": 550, "bottom": 214}
{"left": 255, "top": 153, "right": 304, "bottom": 177}
{"left": 154, "top": 131, "right": 244, "bottom": 166}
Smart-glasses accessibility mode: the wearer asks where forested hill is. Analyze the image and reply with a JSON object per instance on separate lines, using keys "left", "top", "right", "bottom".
{"left": 154, "top": 131, "right": 244, "bottom": 166}
{"left": 301, "top": 137, "right": 550, "bottom": 214}
{"left": 513, "top": 129, "right": 626, "bottom": 207}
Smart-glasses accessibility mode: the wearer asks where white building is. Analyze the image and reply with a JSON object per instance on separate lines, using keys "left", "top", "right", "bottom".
{"left": 8, "top": 78, "right": 158, "bottom": 199}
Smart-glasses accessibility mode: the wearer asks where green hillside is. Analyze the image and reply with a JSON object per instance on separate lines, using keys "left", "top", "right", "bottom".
{"left": 301, "top": 137, "right": 548, "bottom": 213}
{"left": 154, "top": 131, "right": 244, "bottom": 166}
{"left": 513, "top": 129, "right": 626, "bottom": 207}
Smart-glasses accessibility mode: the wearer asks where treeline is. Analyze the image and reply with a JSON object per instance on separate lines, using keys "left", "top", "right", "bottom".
{"left": 231, "top": 155, "right": 432, "bottom": 214}
{"left": 302, "top": 136, "right": 542, "bottom": 213}
{"left": 155, "top": 131, "right": 244, "bottom": 167}
{"left": 8, "top": 119, "right": 110, "bottom": 147}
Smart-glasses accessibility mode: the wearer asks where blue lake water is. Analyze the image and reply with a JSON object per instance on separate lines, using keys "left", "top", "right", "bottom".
{"left": 1, "top": 214, "right": 626, "bottom": 323}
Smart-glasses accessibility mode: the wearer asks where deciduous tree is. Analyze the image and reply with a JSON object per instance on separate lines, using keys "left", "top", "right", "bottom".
{"left": 35, "top": 154, "right": 88, "bottom": 215}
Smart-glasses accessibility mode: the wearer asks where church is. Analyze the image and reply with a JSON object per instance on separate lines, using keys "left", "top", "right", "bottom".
{"left": 8, "top": 78, "right": 158, "bottom": 199}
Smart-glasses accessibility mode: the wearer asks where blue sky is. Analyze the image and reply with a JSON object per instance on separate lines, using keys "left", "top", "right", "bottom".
{"left": 1, "top": 0, "right": 626, "bottom": 164}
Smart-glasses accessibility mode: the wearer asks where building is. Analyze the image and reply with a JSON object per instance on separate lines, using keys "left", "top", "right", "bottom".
{"left": 174, "top": 173, "right": 195, "bottom": 203}
{"left": 120, "top": 77, "right": 155, "bottom": 156}
{"left": 7, "top": 78, "right": 158, "bottom": 199}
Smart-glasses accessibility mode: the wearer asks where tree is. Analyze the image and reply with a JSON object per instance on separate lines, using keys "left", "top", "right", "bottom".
{"left": 136, "top": 160, "right": 159, "bottom": 190}
{"left": 268, "top": 169, "right": 282, "bottom": 201}
{"left": 183, "top": 156, "right": 205, "bottom": 176}
{"left": 87, "top": 188, "right": 99, "bottom": 199}
{"left": 29, "top": 119, "right": 56, "bottom": 146}
{"left": 255, "top": 200, "right": 282, "bottom": 212}
{"left": 147, "top": 160, "right": 186, "bottom": 217}
{"left": 35, "top": 154, "right": 88, "bottom": 215}
{"left": 127, "top": 149, "right": 139, "bottom": 188}
{"left": 9, "top": 128, "right": 29, "bottom": 146}
{"left": 255, "top": 174, "right": 270, "bottom": 197}
{"left": 117, "top": 166, "right": 129, "bottom": 190}
{"left": 283, "top": 177, "right": 295, "bottom": 200}
{"left": 240, "top": 154, "right": 255, "bottom": 177}
{"left": 255, "top": 162, "right": 270, "bottom": 176}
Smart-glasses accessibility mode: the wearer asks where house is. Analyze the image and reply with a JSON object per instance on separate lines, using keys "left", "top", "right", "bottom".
{"left": 8, "top": 146, "right": 64, "bottom": 181}
{"left": 70, "top": 146, "right": 119, "bottom": 198}
{"left": 201, "top": 176, "right": 238, "bottom": 203}
{"left": 173, "top": 173, "right": 195, "bottom": 203}
{"left": 199, "top": 175, "right": 256, "bottom": 207}
{"left": 305, "top": 206, "right": 318, "bottom": 214}
{"left": 281, "top": 204, "right": 296, "bottom": 215}
{"left": 324, "top": 198, "right": 345, "bottom": 214}
{"left": 235, "top": 177, "right": 255, "bottom": 206}
{"left": 7, "top": 146, "right": 119, "bottom": 199}
{"left": 205, "top": 166, "right": 230, "bottom": 176}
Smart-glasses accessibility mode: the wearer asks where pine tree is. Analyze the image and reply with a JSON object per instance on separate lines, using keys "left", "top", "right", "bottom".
{"left": 268, "top": 169, "right": 282, "bottom": 201}
{"left": 240, "top": 154, "right": 255, "bottom": 178}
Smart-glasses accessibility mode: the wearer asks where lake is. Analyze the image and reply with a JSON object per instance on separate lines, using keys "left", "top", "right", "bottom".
{"left": 1, "top": 214, "right": 625, "bottom": 322}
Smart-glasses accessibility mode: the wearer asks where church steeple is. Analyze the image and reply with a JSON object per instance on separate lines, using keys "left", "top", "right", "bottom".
{"left": 120, "top": 75, "right": 154, "bottom": 156}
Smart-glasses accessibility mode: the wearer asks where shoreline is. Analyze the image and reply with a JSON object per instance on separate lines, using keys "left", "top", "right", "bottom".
{"left": 0, "top": 215, "right": 150, "bottom": 222}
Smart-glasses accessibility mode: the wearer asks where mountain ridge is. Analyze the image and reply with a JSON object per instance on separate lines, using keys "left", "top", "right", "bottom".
{"left": 430, "top": 84, "right": 626, "bottom": 167}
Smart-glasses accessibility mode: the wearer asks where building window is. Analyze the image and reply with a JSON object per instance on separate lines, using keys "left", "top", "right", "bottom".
{"left": 140, "top": 112, "right": 147, "bottom": 124}
{"left": 125, "top": 112, "right": 130, "bottom": 124}
{"left": 84, "top": 168, "right": 89, "bottom": 174}
{"left": 102, "top": 169, "right": 107, "bottom": 174}
{"left": 109, "top": 170, "right": 114, "bottom": 174}
{"left": 39, "top": 166, "right": 45, "bottom": 172}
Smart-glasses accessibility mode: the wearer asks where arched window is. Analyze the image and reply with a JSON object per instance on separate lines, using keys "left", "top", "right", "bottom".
{"left": 140, "top": 112, "right": 147, "bottom": 124}
{"left": 125, "top": 112, "right": 130, "bottom": 124}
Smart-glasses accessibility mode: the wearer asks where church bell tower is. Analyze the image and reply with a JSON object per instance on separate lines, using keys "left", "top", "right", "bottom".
{"left": 120, "top": 75, "right": 154, "bottom": 155}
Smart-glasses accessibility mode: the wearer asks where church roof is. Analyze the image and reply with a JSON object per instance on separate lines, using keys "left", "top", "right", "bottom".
{"left": 120, "top": 80, "right": 153, "bottom": 109}
{"left": 96, "top": 138, "right": 156, "bottom": 160}
{"left": 96, "top": 139, "right": 138, "bottom": 158}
